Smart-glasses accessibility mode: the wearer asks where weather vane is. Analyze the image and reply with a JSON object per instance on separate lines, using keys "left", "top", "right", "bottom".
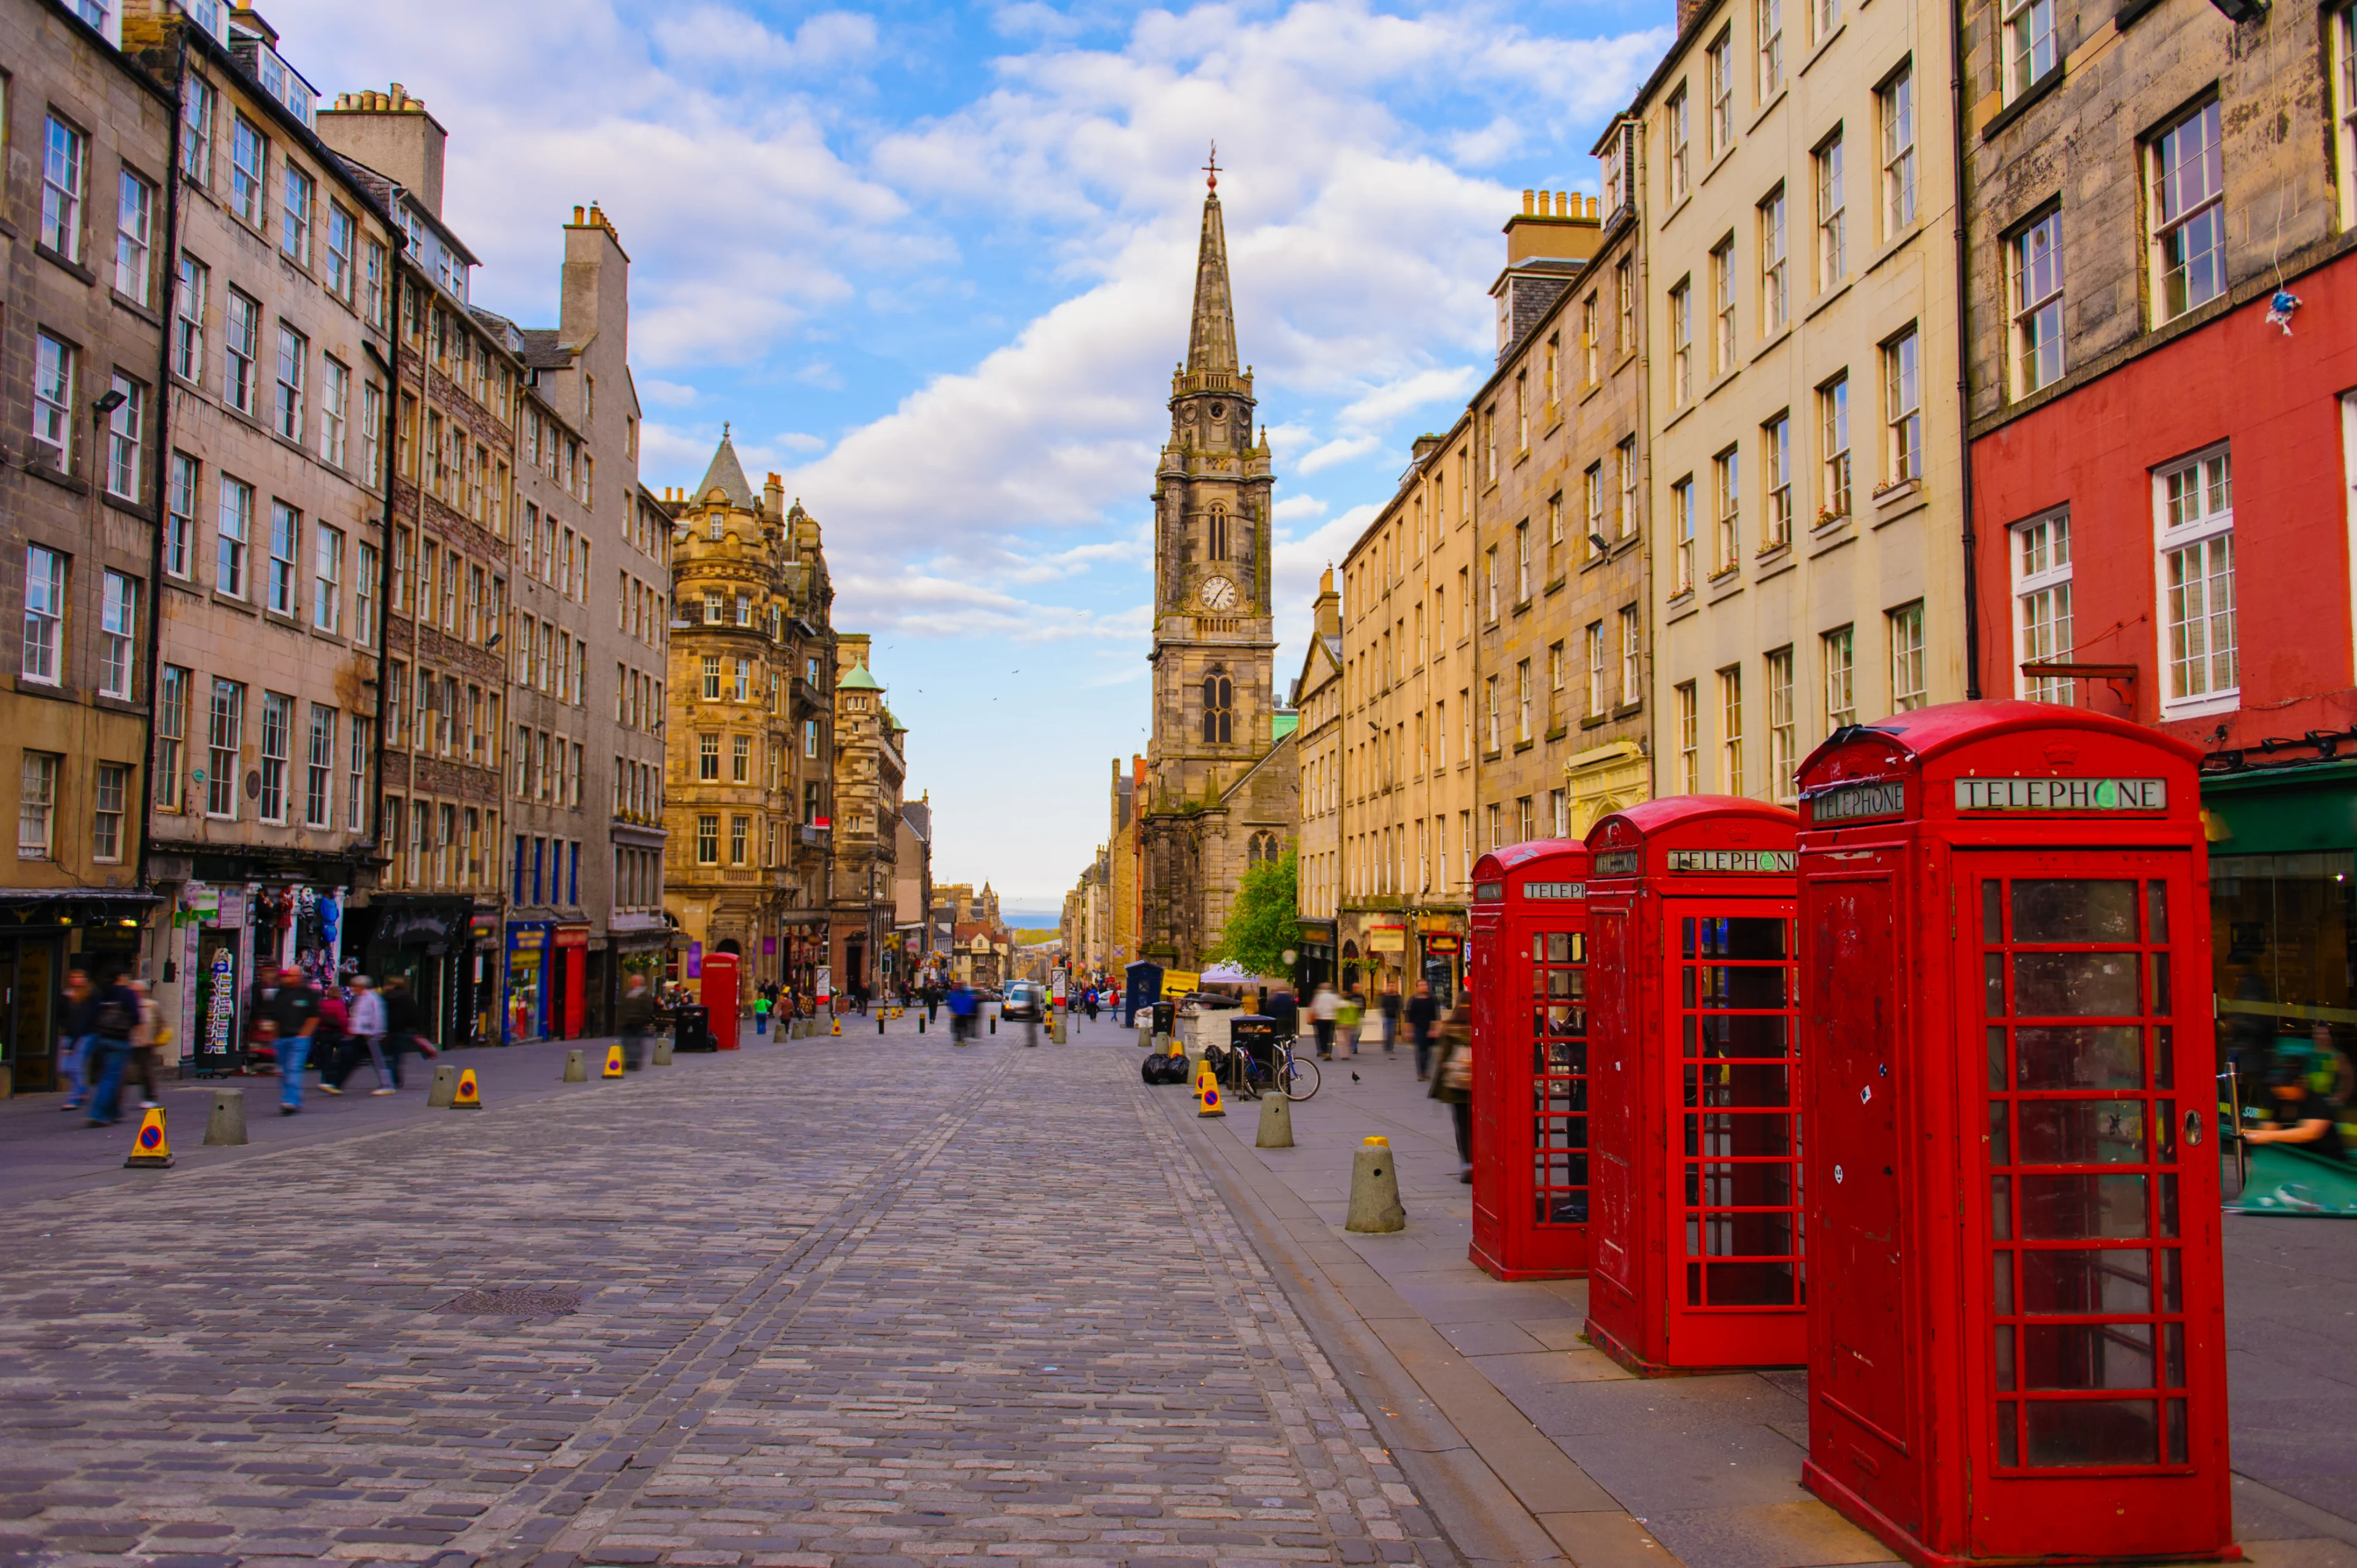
{"left": 1204, "top": 141, "right": 1218, "bottom": 192}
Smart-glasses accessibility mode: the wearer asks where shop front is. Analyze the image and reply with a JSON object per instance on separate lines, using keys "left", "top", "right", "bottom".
{"left": 347, "top": 895, "right": 473, "bottom": 1049}
{"left": 2202, "top": 758, "right": 2357, "bottom": 1084}
{"left": 506, "top": 922, "right": 552, "bottom": 1043}
{"left": 1296, "top": 917, "right": 1337, "bottom": 994}
{"left": 0, "top": 889, "right": 155, "bottom": 1095}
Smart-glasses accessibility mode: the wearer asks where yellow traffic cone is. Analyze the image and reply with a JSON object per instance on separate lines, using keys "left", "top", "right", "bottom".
{"left": 603, "top": 1043, "right": 625, "bottom": 1079}
{"left": 1194, "top": 1057, "right": 1226, "bottom": 1119}
{"left": 830, "top": 1014, "right": 842, "bottom": 1036}
{"left": 123, "top": 1106, "right": 173, "bottom": 1168}
{"left": 451, "top": 1068, "right": 484, "bottom": 1109}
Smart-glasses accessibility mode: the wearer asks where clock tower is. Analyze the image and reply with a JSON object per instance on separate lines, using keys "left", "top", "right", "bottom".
{"left": 1147, "top": 156, "right": 1277, "bottom": 814}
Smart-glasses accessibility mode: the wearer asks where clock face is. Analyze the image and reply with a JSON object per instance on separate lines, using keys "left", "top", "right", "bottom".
{"left": 1200, "top": 575, "right": 1239, "bottom": 611}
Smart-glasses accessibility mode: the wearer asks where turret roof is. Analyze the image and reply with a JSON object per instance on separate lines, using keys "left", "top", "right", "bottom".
{"left": 697, "top": 430, "right": 757, "bottom": 509}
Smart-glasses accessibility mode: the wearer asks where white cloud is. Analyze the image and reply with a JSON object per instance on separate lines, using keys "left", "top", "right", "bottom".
{"left": 1338, "top": 366, "right": 1477, "bottom": 428}
{"left": 1297, "top": 433, "right": 1379, "bottom": 473}
{"left": 1272, "top": 494, "right": 1328, "bottom": 522}
{"left": 638, "top": 377, "right": 701, "bottom": 408}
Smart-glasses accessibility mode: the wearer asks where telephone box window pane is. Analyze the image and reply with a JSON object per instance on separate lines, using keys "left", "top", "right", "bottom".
{"left": 1698, "top": 964, "right": 1790, "bottom": 1009}
{"left": 2159, "top": 1173, "right": 2180, "bottom": 1237}
{"left": 2149, "top": 951, "right": 2172, "bottom": 1014}
{"left": 1547, "top": 1005, "right": 1585, "bottom": 1038}
{"left": 2025, "top": 1400, "right": 2158, "bottom": 1466}
{"left": 1996, "top": 1325, "right": 2016, "bottom": 1389}
{"left": 2146, "top": 881, "right": 2169, "bottom": 943}
{"left": 1994, "top": 1251, "right": 2016, "bottom": 1314}
{"left": 1986, "top": 953, "right": 2006, "bottom": 1016}
{"left": 1697, "top": 915, "right": 1789, "bottom": 957}
{"left": 1999, "top": 1405, "right": 2020, "bottom": 1466}
{"left": 1989, "top": 1025, "right": 2008, "bottom": 1089}
{"left": 2167, "top": 1399, "right": 2189, "bottom": 1464}
{"left": 1687, "top": 1111, "right": 1796, "bottom": 1156}
{"left": 1992, "top": 1175, "right": 2013, "bottom": 1238}
{"left": 2012, "top": 879, "right": 2138, "bottom": 942}
{"left": 2164, "top": 1324, "right": 2186, "bottom": 1386}
{"left": 1691, "top": 1160, "right": 1795, "bottom": 1208}
{"left": 2022, "top": 1322, "right": 2154, "bottom": 1389}
{"left": 1706, "top": 1260, "right": 1798, "bottom": 1305}
{"left": 1547, "top": 932, "right": 1581, "bottom": 962}
{"left": 2162, "top": 1249, "right": 2183, "bottom": 1311}
{"left": 1698, "top": 1012, "right": 1790, "bottom": 1057}
{"left": 2152, "top": 1025, "right": 2174, "bottom": 1089}
{"left": 2021, "top": 1249, "right": 2151, "bottom": 1313}
{"left": 2014, "top": 952, "right": 2140, "bottom": 1016}
{"left": 2016, "top": 1025, "right": 2142, "bottom": 1089}
{"left": 1547, "top": 968, "right": 1584, "bottom": 1000}
{"left": 1989, "top": 1100, "right": 2012, "bottom": 1164}
{"left": 1542, "top": 1038, "right": 1584, "bottom": 1073}
{"left": 2019, "top": 1173, "right": 2148, "bottom": 1238}
{"left": 2018, "top": 1100, "right": 2145, "bottom": 1164}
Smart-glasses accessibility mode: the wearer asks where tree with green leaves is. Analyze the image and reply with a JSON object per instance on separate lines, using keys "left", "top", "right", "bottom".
{"left": 1209, "top": 847, "right": 1300, "bottom": 979}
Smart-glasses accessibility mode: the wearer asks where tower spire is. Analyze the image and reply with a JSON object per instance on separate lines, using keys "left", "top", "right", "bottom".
{"left": 1186, "top": 150, "right": 1239, "bottom": 376}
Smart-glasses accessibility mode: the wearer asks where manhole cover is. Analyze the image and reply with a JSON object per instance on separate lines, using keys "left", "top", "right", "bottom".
{"left": 433, "top": 1288, "right": 582, "bottom": 1316}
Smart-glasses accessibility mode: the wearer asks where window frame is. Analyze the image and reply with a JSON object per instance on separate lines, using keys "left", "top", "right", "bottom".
{"left": 2011, "top": 508, "right": 2076, "bottom": 704}
{"left": 2149, "top": 100, "right": 2226, "bottom": 324}
{"left": 1888, "top": 600, "right": 1927, "bottom": 711}
{"left": 21, "top": 544, "right": 64, "bottom": 686}
{"left": 1879, "top": 64, "right": 1918, "bottom": 236}
{"left": 40, "top": 113, "right": 85, "bottom": 261}
{"left": 115, "top": 166, "right": 154, "bottom": 304}
{"left": 1759, "top": 184, "right": 1789, "bottom": 336}
{"left": 1882, "top": 325, "right": 1922, "bottom": 487}
{"left": 2009, "top": 206, "right": 2065, "bottom": 398}
{"left": 99, "top": 568, "right": 137, "bottom": 699}
{"left": 1762, "top": 412, "right": 1793, "bottom": 548}
{"left": 1814, "top": 131, "right": 1846, "bottom": 290}
{"left": 2153, "top": 443, "right": 2237, "bottom": 716}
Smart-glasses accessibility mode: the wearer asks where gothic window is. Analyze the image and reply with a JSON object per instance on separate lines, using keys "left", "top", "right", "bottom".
{"left": 1208, "top": 506, "right": 1229, "bottom": 562}
{"left": 1201, "top": 673, "right": 1233, "bottom": 743}
{"left": 1247, "top": 830, "right": 1280, "bottom": 866}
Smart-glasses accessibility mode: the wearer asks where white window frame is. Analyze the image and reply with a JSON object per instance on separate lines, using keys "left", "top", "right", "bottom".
{"left": 2154, "top": 443, "right": 2238, "bottom": 717}
{"left": 268, "top": 500, "right": 299, "bottom": 616}
{"left": 18, "top": 752, "right": 57, "bottom": 860}
{"left": 41, "top": 114, "right": 84, "bottom": 261}
{"left": 223, "top": 287, "right": 258, "bottom": 414}
{"left": 1757, "top": 0, "right": 1784, "bottom": 98}
{"left": 1759, "top": 185, "right": 1789, "bottom": 336}
{"left": 217, "top": 476, "right": 252, "bottom": 598}
{"left": 32, "top": 331, "right": 75, "bottom": 469}
{"left": 274, "top": 322, "right": 306, "bottom": 441}
{"left": 1766, "top": 646, "right": 1797, "bottom": 800}
{"left": 1888, "top": 600, "right": 1927, "bottom": 711}
{"left": 313, "top": 523, "right": 343, "bottom": 633}
{"left": 1668, "top": 85, "right": 1692, "bottom": 201}
{"left": 106, "top": 375, "right": 142, "bottom": 500}
{"left": 1670, "top": 280, "right": 1693, "bottom": 405}
{"left": 1815, "top": 132, "right": 1846, "bottom": 290}
{"left": 2010, "top": 208, "right": 2065, "bottom": 397}
{"left": 2150, "top": 101, "right": 2226, "bottom": 324}
{"left": 115, "top": 167, "right": 153, "bottom": 304}
{"left": 1673, "top": 477, "right": 1697, "bottom": 592}
{"left": 99, "top": 569, "right": 136, "bottom": 699}
{"left": 1707, "top": 29, "right": 1735, "bottom": 155}
{"left": 22, "top": 545, "right": 64, "bottom": 685}
{"left": 2337, "top": 7, "right": 2357, "bottom": 229}
{"left": 207, "top": 678, "right": 242, "bottom": 819}
{"left": 230, "top": 114, "right": 265, "bottom": 227}
{"left": 1883, "top": 326, "right": 1922, "bottom": 486}
{"left": 1763, "top": 412, "right": 1792, "bottom": 547}
{"left": 2011, "top": 508, "right": 2076, "bottom": 704}
{"left": 1880, "top": 64, "right": 1917, "bottom": 235}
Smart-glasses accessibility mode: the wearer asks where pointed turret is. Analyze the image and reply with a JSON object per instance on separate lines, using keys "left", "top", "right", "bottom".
{"left": 1186, "top": 181, "right": 1239, "bottom": 376}
{"left": 697, "top": 426, "right": 756, "bottom": 509}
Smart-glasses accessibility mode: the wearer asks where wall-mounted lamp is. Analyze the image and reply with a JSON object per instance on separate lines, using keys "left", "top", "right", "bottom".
{"left": 91, "top": 389, "right": 126, "bottom": 417}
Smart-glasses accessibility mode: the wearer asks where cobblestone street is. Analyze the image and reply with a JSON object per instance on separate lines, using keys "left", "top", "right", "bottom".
{"left": 0, "top": 1021, "right": 1455, "bottom": 1568}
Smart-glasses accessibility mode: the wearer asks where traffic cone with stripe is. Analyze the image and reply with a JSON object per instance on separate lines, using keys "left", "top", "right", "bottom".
{"left": 603, "top": 1043, "right": 625, "bottom": 1079}
{"left": 451, "top": 1068, "right": 484, "bottom": 1109}
{"left": 123, "top": 1106, "right": 173, "bottom": 1168}
{"left": 1194, "top": 1056, "right": 1226, "bottom": 1118}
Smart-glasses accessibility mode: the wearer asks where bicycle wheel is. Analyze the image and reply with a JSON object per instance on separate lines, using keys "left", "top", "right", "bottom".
{"left": 1282, "top": 1052, "right": 1321, "bottom": 1102}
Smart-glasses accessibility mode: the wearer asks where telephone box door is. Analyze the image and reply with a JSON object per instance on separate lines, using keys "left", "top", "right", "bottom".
{"left": 702, "top": 954, "right": 741, "bottom": 1050}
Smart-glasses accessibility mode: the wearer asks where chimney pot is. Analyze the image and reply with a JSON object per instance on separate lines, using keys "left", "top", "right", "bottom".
{"left": 1522, "top": 188, "right": 1535, "bottom": 214}
{"left": 573, "top": 204, "right": 585, "bottom": 225}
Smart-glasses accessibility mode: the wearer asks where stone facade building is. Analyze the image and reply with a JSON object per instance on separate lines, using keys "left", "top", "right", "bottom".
{"left": 1630, "top": 0, "right": 1966, "bottom": 803}
{"left": 1135, "top": 172, "right": 1297, "bottom": 970}
{"left": 1333, "top": 416, "right": 1479, "bottom": 1006}
{"left": 660, "top": 436, "right": 836, "bottom": 1001}
{"left": 1475, "top": 191, "right": 1651, "bottom": 841}
{"left": 0, "top": 0, "right": 172, "bottom": 1092}
{"left": 828, "top": 632, "right": 902, "bottom": 1000}
{"left": 1288, "top": 571, "right": 1342, "bottom": 989}
{"left": 892, "top": 792, "right": 932, "bottom": 982}
{"left": 311, "top": 91, "right": 511, "bottom": 1048}
{"left": 122, "top": 3, "right": 399, "bottom": 1070}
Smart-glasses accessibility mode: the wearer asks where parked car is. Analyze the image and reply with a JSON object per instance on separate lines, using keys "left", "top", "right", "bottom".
{"left": 1002, "top": 981, "right": 1045, "bottom": 1021}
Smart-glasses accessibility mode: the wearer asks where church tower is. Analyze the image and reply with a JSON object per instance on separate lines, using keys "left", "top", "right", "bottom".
{"left": 1146, "top": 158, "right": 1277, "bottom": 813}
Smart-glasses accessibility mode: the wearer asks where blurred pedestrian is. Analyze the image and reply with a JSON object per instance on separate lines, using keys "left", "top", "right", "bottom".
{"left": 619, "top": 973, "right": 656, "bottom": 1070}
{"left": 1429, "top": 998, "right": 1473, "bottom": 1183}
{"left": 947, "top": 980, "right": 978, "bottom": 1045}
{"left": 80, "top": 965, "right": 142, "bottom": 1128}
{"left": 56, "top": 967, "right": 95, "bottom": 1113}
{"left": 313, "top": 979, "right": 350, "bottom": 1094}
{"left": 382, "top": 976, "right": 424, "bottom": 1089}
{"left": 125, "top": 977, "right": 166, "bottom": 1111}
{"left": 345, "top": 976, "right": 393, "bottom": 1094}
{"left": 1378, "top": 985, "right": 1403, "bottom": 1054}
{"left": 1307, "top": 983, "right": 1339, "bottom": 1060}
{"left": 271, "top": 967, "right": 320, "bottom": 1116}
{"left": 1407, "top": 979, "right": 1439, "bottom": 1078}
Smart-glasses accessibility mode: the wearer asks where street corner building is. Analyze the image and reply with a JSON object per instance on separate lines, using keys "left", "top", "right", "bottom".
{"left": 1131, "top": 167, "right": 1300, "bottom": 972}
{"left": 1958, "top": 0, "right": 2357, "bottom": 1061}
{"left": 659, "top": 432, "right": 841, "bottom": 1002}
{"left": 0, "top": 0, "right": 177, "bottom": 1091}
{"left": 827, "top": 633, "right": 908, "bottom": 1002}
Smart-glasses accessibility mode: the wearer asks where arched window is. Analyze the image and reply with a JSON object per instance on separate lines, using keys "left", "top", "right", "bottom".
{"left": 1201, "top": 673, "right": 1233, "bottom": 743}
{"left": 1208, "top": 506, "right": 1229, "bottom": 562}
{"left": 1247, "top": 830, "right": 1280, "bottom": 866}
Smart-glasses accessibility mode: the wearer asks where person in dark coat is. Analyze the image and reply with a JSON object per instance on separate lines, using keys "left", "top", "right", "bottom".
{"left": 1407, "top": 979, "right": 1441, "bottom": 1079}
{"left": 381, "top": 977, "right": 425, "bottom": 1090}
{"left": 1428, "top": 1000, "right": 1473, "bottom": 1182}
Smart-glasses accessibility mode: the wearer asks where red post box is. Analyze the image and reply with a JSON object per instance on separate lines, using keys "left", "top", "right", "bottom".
{"left": 1469, "top": 840, "right": 1593, "bottom": 1280}
{"left": 701, "top": 952, "right": 741, "bottom": 1051}
{"left": 1584, "top": 796, "right": 1804, "bottom": 1374}
{"left": 1794, "top": 701, "right": 2234, "bottom": 1566}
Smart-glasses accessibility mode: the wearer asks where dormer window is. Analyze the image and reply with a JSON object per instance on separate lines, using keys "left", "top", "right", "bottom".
{"left": 708, "top": 513, "right": 724, "bottom": 541}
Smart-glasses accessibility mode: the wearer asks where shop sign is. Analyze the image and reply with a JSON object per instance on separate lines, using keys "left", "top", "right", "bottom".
{"left": 554, "top": 927, "right": 589, "bottom": 949}
{"left": 1666, "top": 849, "right": 1797, "bottom": 874}
{"left": 1423, "top": 933, "right": 1464, "bottom": 955}
{"left": 203, "top": 946, "right": 236, "bottom": 1054}
{"left": 763, "top": 937, "right": 776, "bottom": 955}
{"left": 1522, "top": 881, "right": 1586, "bottom": 900}
{"left": 1954, "top": 776, "right": 2167, "bottom": 812}
{"left": 1593, "top": 851, "right": 1641, "bottom": 875}
{"left": 1367, "top": 926, "right": 1407, "bottom": 952}
{"left": 816, "top": 965, "right": 832, "bottom": 1000}
{"left": 1807, "top": 781, "right": 1906, "bottom": 823}
{"left": 510, "top": 925, "right": 548, "bottom": 951}
{"left": 184, "top": 883, "right": 219, "bottom": 916}
{"left": 215, "top": 887, "right": 246, "bottom": 927}
{"left": 687, "top": 941, "right": 702, "bottom": 978}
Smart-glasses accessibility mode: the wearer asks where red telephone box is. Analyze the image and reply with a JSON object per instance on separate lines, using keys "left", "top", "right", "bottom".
{"left": 1469, "top": 840, "right": 1593, "bottom": 1280}
{"left": 1794, "top": 701, "right": 2234, "bottom": 1566}
{"left": 1584, "top": 796, "right": 1804, "bottom": 1374}
{"left": 702, "top": 952, "right": 742, "bottom": 1050}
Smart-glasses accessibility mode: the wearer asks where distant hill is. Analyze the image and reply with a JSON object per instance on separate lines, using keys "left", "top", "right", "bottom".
{"left": 1010, "top": 928, "right": 1060, "bottom": 946}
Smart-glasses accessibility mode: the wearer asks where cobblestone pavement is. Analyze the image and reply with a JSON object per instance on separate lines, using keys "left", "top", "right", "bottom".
{"left": 0, "top": 1022, "right": 1460, "bottom": 1568}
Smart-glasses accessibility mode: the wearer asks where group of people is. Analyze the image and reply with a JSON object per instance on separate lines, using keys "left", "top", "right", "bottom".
{"left": 246, "top": 969, "right": 434, "bottom": 1114}
{"left": 1295, "top": 977, "right": 1473, "bottom": 1183}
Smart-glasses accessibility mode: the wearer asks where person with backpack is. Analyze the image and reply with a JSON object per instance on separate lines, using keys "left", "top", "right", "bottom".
{"left": 314, "top": 981, "right": 354, "bottom": 1094}
{"left": 79, "top": 967, "right": 142, "bottom": 1128}
{"left": 343, "top": 976, "right": 393, "bottom": 1094}
{"left": 1428, "top": 998, "right": 1474, "bottom": 1183}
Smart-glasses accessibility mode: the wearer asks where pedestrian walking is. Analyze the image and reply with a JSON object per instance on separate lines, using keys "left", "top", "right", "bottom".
{"left": 1336, "top": 987, "right": 1362, "bottom": 1056}
{"left": 946, "top": 981, "right": 978, "bottom": 1045}
{"left": 753, "top": 991, "right": 772, "bottom": 1037}
{"left": 1429, "top": 998, "right": 1473, "bottom": 1183}
{"left": 79, "top": 966, "right": 142, "bottom": 1127}
{"left": 1307, "top": 983, "right": 1339, "bottom": 1060}
{"left": 619, "top": 973, "right": 656, "bottom": 1070}
{"left": 126, "top": 978, "right": 167, "bottom": 1110}
{"left": 1264, "top": 982, "right": 1299, "bottom": 1050}
{"left": 56, "top": 967, "right": 95, "bottom": 1113}
{"left": 314, "top": 982, "right": 351, "bottom": 1094}
{"left": 271, "top": 968, "right": 321, "bottom": 1115}
{"left": 345, "top": 976, "right": 393, "bottom": 1093}
{"left": 381, "top": 976, "right": 425, "bottom": 1089}
{"left": 1407, "top": 979, "right": 1440, "bottom": 1079}
{"left": 1378, "top": 986, "right": 1403, "bottom": 1056}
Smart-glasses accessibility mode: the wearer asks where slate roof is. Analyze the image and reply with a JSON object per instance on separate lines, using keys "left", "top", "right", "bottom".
{"left": 697, "top": 434, "right": 757, "bottom": 509}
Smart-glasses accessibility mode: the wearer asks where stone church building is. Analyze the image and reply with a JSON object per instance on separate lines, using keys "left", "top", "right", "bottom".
{"left": 1135, "top": 170, "right": 1299, "bottom": 970}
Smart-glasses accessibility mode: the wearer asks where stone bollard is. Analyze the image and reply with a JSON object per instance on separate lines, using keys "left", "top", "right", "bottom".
{"left": 653, "top": 1037, "right": 675, "bottom": 1065}
{"left": 1255, "top": 1088, "right": 1295, "bottom": 1149}
{"left": 1051, "top": 1013, "right": 1067, "bottom": 1044}
{"left": 427, "top": 1063, "right": 459, "bottom": 1108}
{"left": 916, "top": 1014, "right": 925, "bottom": 1034}
{"left": 989, "top": 1015, "right": 997, "bottom": 1035}
{"left": 562, "top": 1049, "right": 587, "bottom": 1083}
{"left": 878, "top": 1016, "right": 886, "bottom": 1035}
{"left": 203, "top": 1087, "right": 249, "bottom": 1146}
{"left": 1345, "top": 1135, "right": 1406, "bottom": 1233}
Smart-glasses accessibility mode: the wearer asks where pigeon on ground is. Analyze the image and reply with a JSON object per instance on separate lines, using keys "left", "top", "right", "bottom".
{"left": 1350, "top": 1072, "right": 1360, "bottom": 1082}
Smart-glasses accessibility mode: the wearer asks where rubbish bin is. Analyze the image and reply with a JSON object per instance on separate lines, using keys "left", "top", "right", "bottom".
{"left": 1229, "top": 1014, "right": 1280, "bottom": 1083}
{"left": 673, "top": 1005, "right": 713, "bottom": 1053}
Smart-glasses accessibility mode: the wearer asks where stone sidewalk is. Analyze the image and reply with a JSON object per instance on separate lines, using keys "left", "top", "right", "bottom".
{"left": 0, "top": 1014, "right": 1459, "bottom": 1567}
{"left": 1149, "top": 1035, "right": 2357, "bottom": 1568}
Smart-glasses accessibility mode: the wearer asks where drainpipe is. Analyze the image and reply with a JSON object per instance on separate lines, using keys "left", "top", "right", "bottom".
{"left": 1952, "top": 0, "right": 1984, "bottom": 700}
{"left": 135, "top": 25, "right": 188, "bottom": 941}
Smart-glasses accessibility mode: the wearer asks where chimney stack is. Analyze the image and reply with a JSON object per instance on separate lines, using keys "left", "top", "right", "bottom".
{"left": 314, "top": 85, "right": 449, "bottom": 218}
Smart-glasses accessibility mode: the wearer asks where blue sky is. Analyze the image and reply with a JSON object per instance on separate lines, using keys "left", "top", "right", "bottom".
{"left": 279, "top": 0, "right": 1671, "bottom": 910}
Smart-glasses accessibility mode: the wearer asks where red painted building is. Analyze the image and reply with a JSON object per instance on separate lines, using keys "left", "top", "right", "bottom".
{"left": 1962, "top": 0, "right": 2357, "bottom": 1081}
